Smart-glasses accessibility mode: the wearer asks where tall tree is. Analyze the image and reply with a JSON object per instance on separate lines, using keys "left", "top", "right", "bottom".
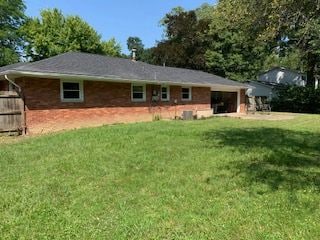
{"left": 22, "top": 8, "right": 122, "bottom": 60}
{"left": 101, "top": 38, "right": 121, "bottom": 57}
{"left": 152, "top": 7, "right": 211, "bottom": 70}
{"left": 241, "top": 0, "right": 320, "bottom": 85}
{"left": 62, "top": 15, "right": 102, "bottom": 54}
{"left": 205, "top": 0, "right": 268, "bottom": 81}
{"left": 0, "top": 0, "right": 26, "bottom": 66}
{"left": 127, "top": 36, "right": 144, "bottom": 60}
{"left": 22, "top": 9, "right": 102, "bottom": 60}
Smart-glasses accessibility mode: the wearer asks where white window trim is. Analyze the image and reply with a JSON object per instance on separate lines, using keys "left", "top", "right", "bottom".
{"left": 181, "top": 87, "right": 192, "bottom": 101}
{"left": 161, "top": 85, "right": 170, "bottom": 101}
{"left": 131, "top": 83, "right": 146, "bottom": 102}
{"left": 60, "top": 80, "right": 84, "bottom": 102}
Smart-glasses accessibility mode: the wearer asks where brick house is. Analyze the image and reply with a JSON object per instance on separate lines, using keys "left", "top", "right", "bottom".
{"left": 0, "top": 52, "right": 247, "bottom": 134}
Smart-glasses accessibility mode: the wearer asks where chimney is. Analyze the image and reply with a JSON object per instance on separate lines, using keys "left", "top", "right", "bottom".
{"left": 131, "top": 48, "right": 137, "bottom": 61}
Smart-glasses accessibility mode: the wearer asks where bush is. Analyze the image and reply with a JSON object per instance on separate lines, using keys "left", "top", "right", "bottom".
{"left": 271, "top": 85, "right": 320, "bottom": 113}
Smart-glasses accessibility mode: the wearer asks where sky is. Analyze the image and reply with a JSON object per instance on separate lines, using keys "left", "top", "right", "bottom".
{"left": 24, "top": 0, "right": 216, "bottom": 53}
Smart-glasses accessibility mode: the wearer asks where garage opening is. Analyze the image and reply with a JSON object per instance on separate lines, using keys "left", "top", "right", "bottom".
{"left": 211, "top": 91, "right": 238, "bottom": 114}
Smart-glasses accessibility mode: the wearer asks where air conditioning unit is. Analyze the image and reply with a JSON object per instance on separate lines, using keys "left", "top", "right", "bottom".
{"left": 182, "top": 111, "right": 194, "bottom": 120}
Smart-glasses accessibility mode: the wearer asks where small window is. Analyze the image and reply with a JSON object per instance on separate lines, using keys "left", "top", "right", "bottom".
{"left": 131, "top": 84, "right": 146, "bottom": 102}
{"left": 181, "top": 87, "right": 192, "bottom": 101}
{"left": 61, "top": 80, "right": 83, "bottom": 102}
{"left": 161, "top": 86, "right": 170, "bottom": 101}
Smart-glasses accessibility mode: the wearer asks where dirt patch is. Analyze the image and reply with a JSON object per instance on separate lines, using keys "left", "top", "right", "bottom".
{"left": 0, "top": 136, "right": 24, "bottom": 145}
{"left": 215, "top": 112, "right": 298, "bottom": 121}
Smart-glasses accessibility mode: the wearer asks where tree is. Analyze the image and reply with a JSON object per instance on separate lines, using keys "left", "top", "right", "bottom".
{"left": 101, "top": 38, "right": 121, "bottom": 57}
{"left": 271, "top": 85, "right": 320, "bottom": 113}
{"left": 127, "top": 37, "right": 144, "bottom": 60}
{"left": 152, "top": 7, "right": 211, "bottom": 70}
{"left": 22, "top": 9, "right": 102, "bottom": 60}
{"left": 22, "top": 8, "right": 122, "bottom": 60}
{"left": 0, "top": 0, "right": 26, "bottom": 66}
{"left": 204, "top": 0, "right": 269, "bottom": 81}
{"left": 262, "top": 49, "right": 303, "bottom": 72}
{"left": 62, "top": 15, "right": 102, "bottom": 54}
{"left": 138, "top": 48, "right": 156, "bottom": 64}
{"left": 152, "top": 1, "right": 320, "bottom": 82}
{"left": 240, "top": 0, "right": 320, "bottom": 86}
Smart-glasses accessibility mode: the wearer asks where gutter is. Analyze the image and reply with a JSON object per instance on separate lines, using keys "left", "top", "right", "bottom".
{"left": 3, "top": 70, "right": 249, "bottom": 89}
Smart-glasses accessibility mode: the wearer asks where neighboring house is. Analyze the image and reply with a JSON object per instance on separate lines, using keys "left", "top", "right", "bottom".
{"left": 0, "top": 52, "right": 247, "bottom": 134}
{"left": 246, "top": 81, "right": 273, "bottom": 100}
{"left": 258, "top": 67, "right": 307, "bottom": 87}
{"left": 246, "top": 67, "right": 308, "bottom": 102}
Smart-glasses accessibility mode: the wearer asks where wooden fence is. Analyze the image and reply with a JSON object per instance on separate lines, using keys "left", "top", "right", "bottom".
{"left": 0, "top": 91, "right": 25, "bottom": 134}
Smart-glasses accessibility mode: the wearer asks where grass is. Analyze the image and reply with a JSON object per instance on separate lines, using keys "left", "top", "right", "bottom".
{"left": 0, "top": 115, "right": 320, "bottom": 239}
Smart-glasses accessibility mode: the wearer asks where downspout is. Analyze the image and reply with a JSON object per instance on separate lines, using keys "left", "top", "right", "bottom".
{"left": 4, "top": 74, "right": 26, "bottom": 134}
{"left": 5, "top": 74, "right": 22, "bottom": 93}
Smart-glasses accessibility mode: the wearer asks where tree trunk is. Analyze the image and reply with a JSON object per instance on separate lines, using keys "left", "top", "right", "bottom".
{"left": 306, "top": 53, "right": 317, "bottom": 87}
{"left": 306, "top": 69, "right": 315, "bottom": 87}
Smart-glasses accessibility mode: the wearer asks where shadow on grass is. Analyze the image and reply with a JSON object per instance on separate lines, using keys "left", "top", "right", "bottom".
{"left": 203, "top": 128, "right": 320, "bottom": 192}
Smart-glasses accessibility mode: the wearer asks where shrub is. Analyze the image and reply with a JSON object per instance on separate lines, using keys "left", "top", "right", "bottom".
{"left": 271, "top": 85, "right": 320, "bottom": 113}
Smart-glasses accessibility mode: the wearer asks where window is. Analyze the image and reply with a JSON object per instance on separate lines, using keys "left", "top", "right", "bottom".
{"left": 61, "top": 80, "right": 83, "bottom": 102}
{"left": 131, "top": 84, "right": 146, "bottom": 102}
{"left": 161, "top": 86, "right": 170, "bottom": 101}
{"left": 181, "top": 87, "right": 192, "bottom": 101}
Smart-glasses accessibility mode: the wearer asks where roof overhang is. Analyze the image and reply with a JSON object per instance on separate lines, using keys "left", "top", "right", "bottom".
{"left": 1, "top": 70, "right": 248, "bottom": 90}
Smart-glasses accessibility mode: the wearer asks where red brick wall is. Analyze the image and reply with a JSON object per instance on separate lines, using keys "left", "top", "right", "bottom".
{"left": 0, "top": 80, "right": 8, "bottom": 91}
{"left": 15, "top": 77, "right": 211, "bottom": 134}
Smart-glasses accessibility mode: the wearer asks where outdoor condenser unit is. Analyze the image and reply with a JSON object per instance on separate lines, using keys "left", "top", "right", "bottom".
{"left": 182, "top": 111, "right": 193, "bottom": 120}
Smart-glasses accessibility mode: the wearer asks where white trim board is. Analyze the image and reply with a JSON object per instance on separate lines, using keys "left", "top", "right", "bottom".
{"left": 4, "top": 70, "right": 248, "bottom": 90}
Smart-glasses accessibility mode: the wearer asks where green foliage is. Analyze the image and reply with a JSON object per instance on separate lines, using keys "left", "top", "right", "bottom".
{"left": 263, "top": 49, "right": 304, "bottom": 72}
{"left": 205, "top": 1, "right": 267, "bottom": 81}
{"left": 1, "top": 116, "right": 320, "bottom": 238}
{"left": 272, "top": 85, "right": 320, "bottom": 113}
{"left": 242, "top": 0, "right": 320, "bottom": 85}
{"left": 22, "top": 9, "right": 102, "bottom": 60}
{"left": 125, "top": 37, "right": 157, "bottom": 63}
{"left": 195, "top": 3, "right": 214, "bottom": 20}
{"left": 101, "top": 38, "right": 121, "bottom": 57}
{"left": 0, "top": 0, "right": 26, "bottom": 66}
{"left": 139, "top": 48, "right": 156, "bottom": 64}
{"left": 62, "top": 15, "right": 102, "bottom": 53}
{"left": 150, "top": 1, "right": 320, "bottom": 82}
{"left": 127, "top": 36, "right": 144, "bottom": 60}
{"left": 22, "top": 8, "right": 122, "bottom": 60}
{"left": 152, "top": 9, "right": 210, "bottom": 70}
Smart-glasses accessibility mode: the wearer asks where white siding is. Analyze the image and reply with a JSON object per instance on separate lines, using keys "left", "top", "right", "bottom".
{"left": 246, "top": 82, "right": 274, "bottom": 99}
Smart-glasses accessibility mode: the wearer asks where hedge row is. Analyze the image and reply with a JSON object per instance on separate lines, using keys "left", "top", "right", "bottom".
{"left": 271, "top": 85, "right": 320, "bottom": 113}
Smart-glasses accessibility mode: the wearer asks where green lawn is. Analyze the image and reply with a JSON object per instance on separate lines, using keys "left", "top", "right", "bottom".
{"left": 1, "top": 115, "right": 320, "bottom": 239}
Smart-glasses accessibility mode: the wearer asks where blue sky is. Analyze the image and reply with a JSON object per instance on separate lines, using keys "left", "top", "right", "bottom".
{"left": 24, "top": 0, "right": 216, "bottom": 53}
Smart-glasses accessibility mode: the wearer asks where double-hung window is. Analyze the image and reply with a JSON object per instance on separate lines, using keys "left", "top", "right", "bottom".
{"left": 131, "top": 84, "right": 146, "bottom": 102}
{"left": 61, "top": 80, "right": 83, "bottom": 102}
{"left": 161, "top": 86, "right": 170, "bottom": 101}
{"left": 181, "top": 87, "right": 192, "bottom": 101}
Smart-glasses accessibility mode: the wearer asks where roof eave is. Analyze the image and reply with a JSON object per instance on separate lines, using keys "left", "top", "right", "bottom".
{"left": 2, "top": 70, "right": 248, "bottom": 89}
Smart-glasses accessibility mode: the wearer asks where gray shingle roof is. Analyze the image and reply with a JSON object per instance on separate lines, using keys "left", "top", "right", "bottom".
{"left": 0, "top": 62, "right": 28, "bottom": 72}
{"left": 2, "top": 52, "right": 246, "bottom": 88}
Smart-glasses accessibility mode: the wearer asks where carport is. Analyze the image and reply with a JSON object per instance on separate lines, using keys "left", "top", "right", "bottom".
{"left": 210, "top": 86, "right": 242, "bottom": 114}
